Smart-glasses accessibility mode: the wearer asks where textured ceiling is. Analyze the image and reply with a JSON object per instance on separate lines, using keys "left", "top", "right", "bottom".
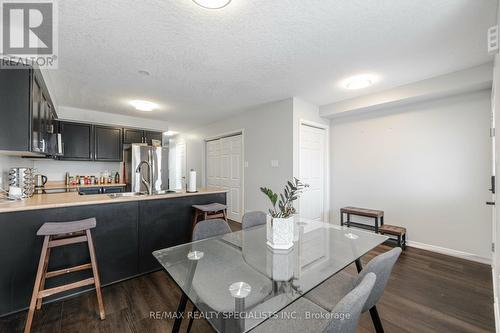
{"left": 50, "top": 0, "right": 497, "bottom": 130}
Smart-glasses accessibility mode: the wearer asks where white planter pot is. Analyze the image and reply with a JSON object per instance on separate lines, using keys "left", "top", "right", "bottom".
{"left": 266, "top": 215, "right": 294, "bottom": 250}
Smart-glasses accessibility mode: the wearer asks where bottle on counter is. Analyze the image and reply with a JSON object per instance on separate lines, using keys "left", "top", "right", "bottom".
{"left": 114, "top": 172, "right": 120, "bottom": 184}
{"left": 65, "top": 172, "right": 70, "bottom": 186}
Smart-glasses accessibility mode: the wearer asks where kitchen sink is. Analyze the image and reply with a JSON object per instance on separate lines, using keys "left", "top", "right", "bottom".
{"left": 154, "top": 190, "right": 179, "bottom": 195}
{"left": 108, "top": 192, "right": 148, "bottom": 198}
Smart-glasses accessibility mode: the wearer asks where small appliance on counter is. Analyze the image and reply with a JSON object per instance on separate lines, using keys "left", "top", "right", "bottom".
{"left": 34, "top": 174, "right": 48, "bottom": 194}
{"left": 8, "top": 167, "right": 35, "bottom": 198}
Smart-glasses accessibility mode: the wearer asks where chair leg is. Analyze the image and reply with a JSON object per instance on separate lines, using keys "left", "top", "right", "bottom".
{"left": 86, "top": 230, "right": 105, "bottom": 320}
{"left": 187, "top": 305, "right": 198, "bottom": 333}
{"left": 222, "top": 209, "right": 228, "bottom": 222}
{"left": 36, "top": 244, "right": 51, "bottom": 310}
{"left": 24, "top": 236, "right": 50, "bottom": 333}
{"left": 369, "top": 306, "right": 385, "bottom": 333}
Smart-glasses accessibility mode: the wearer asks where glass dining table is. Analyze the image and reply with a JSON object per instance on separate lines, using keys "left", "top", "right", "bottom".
{"left": 153, "top": 218, "right": 388, "bottom": 333}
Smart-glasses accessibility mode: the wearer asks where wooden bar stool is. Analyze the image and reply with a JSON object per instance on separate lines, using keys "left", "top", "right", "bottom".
{"left": 24, "top": 217, "right": 105, "bottom": 333}
{"left": 192, "top": 203, "right": 228, "bottom": 231}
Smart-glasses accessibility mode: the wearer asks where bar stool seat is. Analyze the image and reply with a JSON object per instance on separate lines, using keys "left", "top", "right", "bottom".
{"left": 192, "top": 203, "right": 227, "bottom": 212}
{"left": 192, "top": 203, "right": 228, "bottom": 233}
{"left": 37, "top": 218, "right": 96, "bottom": 235}
{"left": 24, "top": 217, "right": 105, "bottom": 333}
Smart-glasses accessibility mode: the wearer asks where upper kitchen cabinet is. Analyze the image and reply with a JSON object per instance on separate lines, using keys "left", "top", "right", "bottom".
{"left": 94, "top": 126, "right": 123, "bottom": 161}
{"left": 144, "top": 131, "right": 163, "bottom": 145}
{"left": 0, "top": 65, "right": 57, "bottom": 155}
{"left": 123, "top": 128, "right": 145, "bottom": 144}
{"left": 123, "top": 129, "right": 163, "bottom": 145}
{"left": 59, "top": 122, "right": 93, "bottom": 160}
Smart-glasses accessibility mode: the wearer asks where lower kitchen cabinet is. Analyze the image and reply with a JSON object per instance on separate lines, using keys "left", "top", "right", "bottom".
{"left": 0, "top": 202, "right": 139, "bottom": 315}
{"left": 0, "top": 192, "right": 226, "bottom": 316}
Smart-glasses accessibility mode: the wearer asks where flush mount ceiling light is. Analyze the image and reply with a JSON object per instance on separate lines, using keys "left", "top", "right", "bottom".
{"left": 341, "top": 74, "right": 379, "bottom": 90}
{"left": 193, "top": 0, "right": 231, "bottom": 9}
{"left": 163, "top": 131, "right": 178, "bottom": 136}
{"left": 129, "top": 100, "right": 158, "bottom": 112}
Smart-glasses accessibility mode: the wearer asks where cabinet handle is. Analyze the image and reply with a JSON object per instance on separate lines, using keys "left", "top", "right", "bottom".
{"left": 486, "top": 201, "right": 496, "bottom": 206}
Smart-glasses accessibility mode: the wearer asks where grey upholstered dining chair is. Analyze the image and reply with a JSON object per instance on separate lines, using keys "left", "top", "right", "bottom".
{"left": 306, "top": 247, "right": 402, "bottom": 333}
{"left": 242, "top": 211, "right": 267, "bottom": 229}
{"left": 192, "top": 218, "right": 232, "bottom": 241}
{"left": 251, "top": 272, "right": 376, "bottom": 333}
{"left": 188, "top": 218, "right": 233, "bottom": 332}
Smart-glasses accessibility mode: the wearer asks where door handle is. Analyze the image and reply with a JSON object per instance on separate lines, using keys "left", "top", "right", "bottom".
{"left": 486, "top": 201, "right": 495, "bottom": 205}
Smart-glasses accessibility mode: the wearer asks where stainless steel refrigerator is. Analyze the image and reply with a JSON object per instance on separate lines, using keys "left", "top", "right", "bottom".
{"left": 124, "top": 144, "right": 169, "bottom": 193}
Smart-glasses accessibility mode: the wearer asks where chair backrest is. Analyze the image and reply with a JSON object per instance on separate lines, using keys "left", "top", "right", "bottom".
{"left": 192, "top": 219, "right": 232, "bottom": 241}
{"left": 354, "top": 247, "right": 402, "bottom": 312}
{"left": 242, "top": 211, "right": 267, "bottom": 229}
{"left": 323, "top": 272, "right": 376, "bottom": 333}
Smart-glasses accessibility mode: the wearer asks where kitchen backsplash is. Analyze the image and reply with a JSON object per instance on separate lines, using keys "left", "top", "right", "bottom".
{"left": 33, "top": 160, "right": 122, "bottom": 181}
{"left": 0, "top": 155, "right": 34, "bottom": 190}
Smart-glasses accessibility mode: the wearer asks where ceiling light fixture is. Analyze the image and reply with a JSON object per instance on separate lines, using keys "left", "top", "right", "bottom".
{"left": 163, "top": 131, "right": 178, "bottom": 136}
{"left": 341, "top": 74, "right": 379, "bottom": 90}
{"left": 193, "top": 0, "right": 231, "bottom": 9}
{"left": 129, "top": 100, "right": 158, "bottom": 112}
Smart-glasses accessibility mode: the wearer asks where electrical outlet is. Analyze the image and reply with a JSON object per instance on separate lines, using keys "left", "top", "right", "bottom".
{"left": 244, "top": 161, "right": 249, "bottom": 168}
{"left": 271, "top": 160, "right": 279, "bottom": 168}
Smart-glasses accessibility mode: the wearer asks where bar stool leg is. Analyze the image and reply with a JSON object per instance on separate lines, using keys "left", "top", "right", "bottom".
{"left": 36, "top": 243, "right": 51, "bottom": 310}
{"left": 86, "top": 230, "right": 105, "bottom": 320}
{"left": 24, "top": 236, "right": 50, "bottom": 333}
{"left": 222, "top": 209, "right": 228, "bottom": 222}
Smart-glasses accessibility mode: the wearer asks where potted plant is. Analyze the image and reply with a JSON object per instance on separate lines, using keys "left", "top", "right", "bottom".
{"left": 260, "top": 178, "right": 309, "bottom": 250}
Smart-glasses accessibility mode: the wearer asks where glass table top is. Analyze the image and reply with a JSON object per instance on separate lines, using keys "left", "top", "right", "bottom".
{"left": 153, "top": 218, "right": 388, "bottom": 333}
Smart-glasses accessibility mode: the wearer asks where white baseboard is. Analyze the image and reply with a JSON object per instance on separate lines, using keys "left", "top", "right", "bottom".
{"left": 407, "top": 240, "right": 491, "bottom": 265}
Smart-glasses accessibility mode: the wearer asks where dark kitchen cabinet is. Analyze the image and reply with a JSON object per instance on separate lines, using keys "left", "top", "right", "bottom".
{"left": 0, "top": 65, "right": 56, "bottom": 155}
{"left": 59, "top": 122, "right": 93, "bottom": 160}
{"left": 144, "top": 131, "right": 163, "bottom": 145}
{"left": 123, "top": 129, "right": 163, "bottom": 145}
{"left": 123, "top": 128, "right": 144, "bottom": 144}
{"left": 94, "top": 126, "right": 123, "bottom": 161}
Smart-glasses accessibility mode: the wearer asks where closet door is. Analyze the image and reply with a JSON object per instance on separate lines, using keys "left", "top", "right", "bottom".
{"left": 220, "top": 135, "right": 243, "bottom": 222}
{"left": 206, "top": 140, "right": 221, "bottom": 188}
{"left": 205, "top": 135, "right": 243, "bottom": 222}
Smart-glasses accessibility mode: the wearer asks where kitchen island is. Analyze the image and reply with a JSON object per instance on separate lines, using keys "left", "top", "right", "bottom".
{"left": 0, "top": 189, "right": 226, "bottom": 317}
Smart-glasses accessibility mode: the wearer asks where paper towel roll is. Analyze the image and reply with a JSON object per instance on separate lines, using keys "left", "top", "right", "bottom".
{"left": 188, "top": 169, "right": 197, "bottom": 192}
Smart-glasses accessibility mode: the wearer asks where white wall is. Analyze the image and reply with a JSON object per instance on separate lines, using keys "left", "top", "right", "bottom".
{"left": 32, "top": 160, "right": 121, "bottom": 181}
{"left": 330, "top": 90, "right": 492, "bottom": 261}
{"left": 57, "top": 106, "right": 170, "bottom": 132}
{"left": 180, "top": 98, "right": 294, "bottom": 213}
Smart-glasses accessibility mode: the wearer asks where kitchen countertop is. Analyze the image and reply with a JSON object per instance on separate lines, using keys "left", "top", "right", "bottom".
{"left": 0, "top": 188, "right": 227, "bottom": 213}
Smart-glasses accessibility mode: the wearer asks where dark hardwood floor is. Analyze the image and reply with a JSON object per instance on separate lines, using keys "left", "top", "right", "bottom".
{"left": 1, "top": 221, "right": 494, "bottom": 333}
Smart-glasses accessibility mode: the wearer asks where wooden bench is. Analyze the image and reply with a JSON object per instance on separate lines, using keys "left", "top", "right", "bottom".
{"left": 340, "top": 206, "right": 384, "bottom": 233}
{"left": 379, "top": 224, "right": 407, "bottom": 250}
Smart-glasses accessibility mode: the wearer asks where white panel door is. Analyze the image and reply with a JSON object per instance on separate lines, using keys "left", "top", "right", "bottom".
{"left": 206, "top": 140, "right": 220, "bottom": 188}
{"left": 206, "top": 135, "right": 243, "bottom": 222}
{"left": 299, "top": 124, "right": 326, "bottom": 221}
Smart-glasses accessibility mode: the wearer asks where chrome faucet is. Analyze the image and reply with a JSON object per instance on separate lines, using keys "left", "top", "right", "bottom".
{"left": 135, "top": 150, "right": 154, "bottom": 195}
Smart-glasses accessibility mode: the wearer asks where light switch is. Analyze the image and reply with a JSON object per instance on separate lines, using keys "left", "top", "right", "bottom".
{"left": 271, "top": 160, "right": 279, "bottom": 168}
{"left": 244, "top": 161, "right": 249, "bottom": 168}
